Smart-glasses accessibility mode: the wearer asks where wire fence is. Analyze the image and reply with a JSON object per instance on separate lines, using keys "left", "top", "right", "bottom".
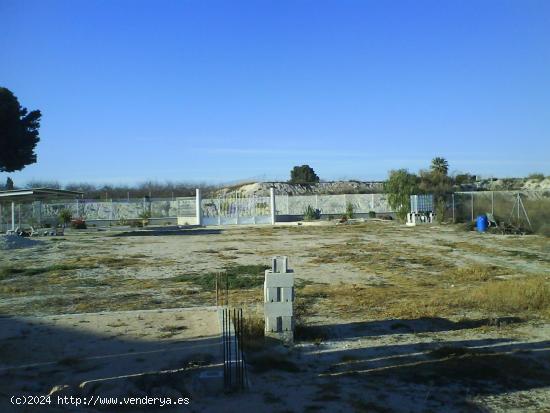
{"left": 442, "top": 191, "right": 550, "bottom": 235}
{"left": 1, "top": 191, "right": 549, "bottom": 234}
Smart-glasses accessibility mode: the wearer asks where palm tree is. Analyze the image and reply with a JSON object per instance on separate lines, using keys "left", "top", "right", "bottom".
{"left": 431, "top": 157, "right": 449, "bottom": 176}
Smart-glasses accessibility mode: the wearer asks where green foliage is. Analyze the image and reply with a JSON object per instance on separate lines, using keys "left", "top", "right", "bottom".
{"left": 500, "top": 178, "right": 522, "bottom": 190}
{"left": 289, "top": 165, "right": 320, "bottom": 184}
{"left": 172, "top": 264, "right": 269, "bottom": 290}
{"left": 435, "top": 199, "right": 447, "bottom": 223}
{"left": 346, "top": 202, "right": 354, "bottom": 219}
{"left": 528, "top": 173, "right": 545, "bottom": 181}
{"left": 368, "top": 210, "right": 376, "bottom": 218}
{"left": 384, "top": 169, "right": 419, "bottom": 221}
{"left": 0, "top": 87, "right": 41, "bottom": 172}
{"left": 418, "top": 169, "right": 453, "bottom": 201}
{"left": 430, "top": 157, "right": 449, "bottom": 176}
{"left": 303, "top": 205, "right": 320, "bottom": 220}
{"left": 58, "top": 209, "right": 72, "bottom": 224}
{"left": 454, "top": 173, "right": 476, "bottom": 185}
{"left": 5, "top": 177, "right": 14, "bottom": 190}
{"left": 138, "top": 210, "right": 152, "bottom": 220}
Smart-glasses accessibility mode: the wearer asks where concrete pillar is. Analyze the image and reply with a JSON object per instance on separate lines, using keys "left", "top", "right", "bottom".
{"left": 270, "top": 187, "right": 276, "bottom": 225}
{"left": 264, "top": 256, "right": 294, "bottom": 343}
{"left": 196, "top": 188, "right": 202, "bottom": 226}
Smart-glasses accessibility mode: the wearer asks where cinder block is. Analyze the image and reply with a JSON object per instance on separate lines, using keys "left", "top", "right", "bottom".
{"left": 263, "top": 256, "right": 295, "bottom": 340}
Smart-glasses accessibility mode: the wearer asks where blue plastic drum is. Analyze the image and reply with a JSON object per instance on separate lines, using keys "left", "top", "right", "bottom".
{"left": 476, "top": 215, "right": 488, "bottom": 233}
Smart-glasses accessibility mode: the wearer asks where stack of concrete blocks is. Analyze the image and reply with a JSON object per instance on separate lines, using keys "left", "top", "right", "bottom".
{"left": 264, "top": 256, "right": 294, "bottom": 343}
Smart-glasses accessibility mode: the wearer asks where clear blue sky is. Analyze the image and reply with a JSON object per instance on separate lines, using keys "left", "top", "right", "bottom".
{"left": 1, "top": 0, "right": 549, "bottom": 185}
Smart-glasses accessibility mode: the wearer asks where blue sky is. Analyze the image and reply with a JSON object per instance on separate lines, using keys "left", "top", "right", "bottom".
{"left": 1, "top": 0, "right": 549, "bottom": 185}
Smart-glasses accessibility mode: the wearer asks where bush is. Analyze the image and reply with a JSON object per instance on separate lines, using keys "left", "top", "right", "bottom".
{"left": 70, "top": 219, "right": 87, "bottom": 229}
{"left": 435, "top": 199, "right": 446, "bottom": 223}
{"left": 289, "top": 165, "right": 320, "bottom": 184}
{"left": 138, "top": 210, "right": 151, "bottom": 220}
{"left": 138, "top": 210, "right": 151, "bottom": 226}
{"left": 128, "top": 219, "right": 144, "bottom": 228}
{"left": 368, "top": 211, "right": 376, "bottom": 218}
{"left": 303, "top": 205, "right": 320, "bottom": 220}
{"left": 384, "top": 169, "right": 419, "bottom": 221}
{"left": 58, "top": 209, "right": 72, "bottom": 225}
{"left": 528, "top": 173, "right": 545, "bottom": 181}
{"left": 346, "top": 202, "right": 354, "bottom": 219}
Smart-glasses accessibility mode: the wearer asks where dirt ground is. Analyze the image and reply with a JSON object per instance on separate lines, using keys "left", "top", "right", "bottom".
{"left": 0, "top": 220, "right": 549, "bottom": 412}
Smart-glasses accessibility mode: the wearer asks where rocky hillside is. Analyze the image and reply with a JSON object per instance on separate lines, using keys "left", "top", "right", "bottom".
{"left": 215, "top": 181, "right": 384, "bottom": 197}
{"left": 468, "top": 177, "right": 550, "bottom": 192}
{"left": 214, "top": 177, "right": 550, "bottom": 197}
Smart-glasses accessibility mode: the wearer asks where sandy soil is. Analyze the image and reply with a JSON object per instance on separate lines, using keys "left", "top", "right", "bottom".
{"left": 0, "top": 221, "right": 548, "bottom": 412}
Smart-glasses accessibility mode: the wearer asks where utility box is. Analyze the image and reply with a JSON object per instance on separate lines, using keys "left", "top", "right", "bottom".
{"left": 264, "top": 256, "right": 294, "bottom": 343}
{"left": 407, "top": 194, "right": 435, "bottom": 226}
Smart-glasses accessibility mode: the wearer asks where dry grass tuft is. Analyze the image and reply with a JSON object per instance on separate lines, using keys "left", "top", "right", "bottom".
{"left": 449, "top": 264, "right": 508, "bottom": 282}
{"left": 240, "top": 313, "right": 265, "bottom": 351}
{"left": 467, "top": 277, "right": 550, "bottom": 314}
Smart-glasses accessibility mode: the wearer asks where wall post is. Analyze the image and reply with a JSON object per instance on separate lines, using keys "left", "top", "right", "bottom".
{"left": 270, "top": 187, "right": 276, "bottom": 225}
{"left": 196, "top": 188, "right": 202, "bottom": 226}
{"left": 11, "top": 201, "right": 15, "bottom": 231}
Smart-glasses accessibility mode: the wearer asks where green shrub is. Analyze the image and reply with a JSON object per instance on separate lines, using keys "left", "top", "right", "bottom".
{"left": 528, "top": 173, "right": 545, "bottom": 181}
{"left": 138, "top": 210, "right": 151, "bottom": 220}
{"left": 58, "top": 209, "right": 72, "bottom": 225}
{"left": 368, "top": 210, "right": 376, "bottom": 218}
{"left": 303, "top": 205, "right": 320, "bottom": 220}
{"left": 346, "top": 202, "right": 354, "bottom": 219}
{"left": 70, "top": 219, "right": 87, "bottom": 229}
{"left": 435, "top": 199, "right": 446, "bottom": 223}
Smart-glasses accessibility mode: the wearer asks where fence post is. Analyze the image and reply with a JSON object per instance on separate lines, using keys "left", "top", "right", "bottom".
{"left": 452, "top": 194, "right": 455, "bottom": 223}
{"left": 270, "top": 187, "right": 276, "bottom": 225}
{"left": 196, "top": 188, "right": 202, "bottom": 226}
{"left": 11, "top": 201, "right": 15, "bottom": 231}
{"left": 471, "top": 193, "right": 474, "bottom": 222}
{"left": 491, "top": 191, "right": 494, "bottom": 215}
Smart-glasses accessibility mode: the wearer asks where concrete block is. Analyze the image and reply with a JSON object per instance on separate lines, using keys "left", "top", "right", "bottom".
{"left": 264, "top": 302, "right": 293, "bottom": 317}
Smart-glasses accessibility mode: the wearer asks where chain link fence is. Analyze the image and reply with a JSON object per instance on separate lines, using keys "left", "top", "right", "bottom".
{"left": 442, "top": 191, "right": 550, "bottom": 235}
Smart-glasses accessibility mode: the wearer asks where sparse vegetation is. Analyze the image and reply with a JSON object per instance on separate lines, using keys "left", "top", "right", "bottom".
{"left": 303, "top": 205, "right": 321, "bottom": 220}
{"left": 468, "top": 277, "right": 550, "bottom": 314}
{"left": 249, "top": 353, "right": 300, "bottom": 373}
{"left": 346, "top": 202, "right": 354, "bottom": 219}
{"left": 527, "top": 173, "right": 545, "bottom": 181}
{"left": 172, "top": 264, "right": 269, "bottom": 291}
{"left": 58, "top": 209, "right": 72, "bottom": 225}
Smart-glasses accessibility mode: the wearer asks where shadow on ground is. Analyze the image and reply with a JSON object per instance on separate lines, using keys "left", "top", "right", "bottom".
{"left": 296, "top": 316, "right": 525, "bottom": 341}
{"left": 0, "top": 314, "right": 221, "bottom": 413}
{"left": 282, "top": 317, "right": 550, "bottom": 412}
{"left": 113, "top": 228, "right": 223, "bottom": 237}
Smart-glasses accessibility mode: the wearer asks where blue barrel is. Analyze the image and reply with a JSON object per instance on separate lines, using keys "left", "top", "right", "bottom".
{"left": 476, "top": 215, "right": 488, "bottom": 233}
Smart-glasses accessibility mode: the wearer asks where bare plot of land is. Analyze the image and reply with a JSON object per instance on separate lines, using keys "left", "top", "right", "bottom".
{"left": 0, "top": 221, "right": 549, "bottom": 412}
